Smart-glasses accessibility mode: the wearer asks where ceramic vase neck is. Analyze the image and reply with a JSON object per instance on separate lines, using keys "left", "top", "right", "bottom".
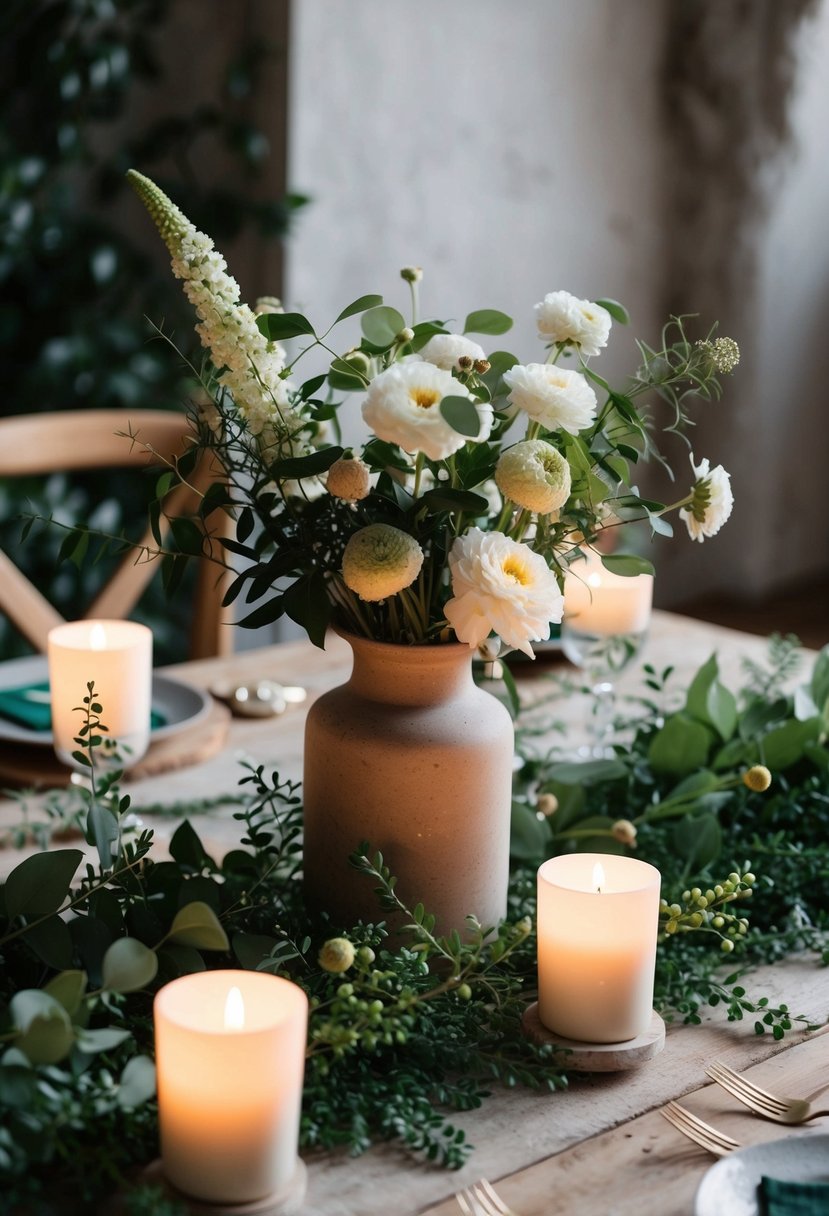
{"left": 344, "top": 634, "right": 475, "bottom": 706}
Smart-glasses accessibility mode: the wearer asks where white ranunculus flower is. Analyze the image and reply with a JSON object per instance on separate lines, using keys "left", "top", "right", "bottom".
{"left": 680, "top": 454, "right": 734, "bottom": 543}
{"left": 444, "top": 527, "right": 564, "bottom": 659}
{"left": 495, "top": 439, "right": 571, "bottom": 514}
{"left": 534, "top": 291, "right": 612, "bottom": 357}
{"left": 362, "top": 362, "right": 492, "bottom": 461}
{"left": 419, "top": 333, "right": 486, "bottom": 371}
{"left": 342, "top": 524, "right": 424, "bottom": 601}
{"left": 503, "top": 363, "right": 597, "bottom": 435}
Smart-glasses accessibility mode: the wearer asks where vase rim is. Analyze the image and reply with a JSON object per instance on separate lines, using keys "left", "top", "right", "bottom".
{"left": 332, "top": 623, "right": 472, "bottom": 658}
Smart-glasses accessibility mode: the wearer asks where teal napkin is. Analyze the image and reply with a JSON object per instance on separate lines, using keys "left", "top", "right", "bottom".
{"left": 0, "top": 681, "right": 165, "bottom": 732}
{"left": 761, "top": 1175, "right": 829, "bottom": 1216}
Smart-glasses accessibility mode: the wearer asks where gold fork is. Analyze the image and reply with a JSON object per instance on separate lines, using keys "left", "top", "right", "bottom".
{"left": 706, "top": 1059, "right": 829, "bottom": 1125}
{"left": 660, "top": 1099, "right": 740, "bottom": 1156}
{"left": 455, "top": 1178, "right": 519, "bottom": 1216}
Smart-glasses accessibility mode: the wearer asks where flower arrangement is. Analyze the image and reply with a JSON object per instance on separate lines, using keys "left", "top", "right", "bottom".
{"left": 127, "top": 170, "right": 738, "bottom": 655}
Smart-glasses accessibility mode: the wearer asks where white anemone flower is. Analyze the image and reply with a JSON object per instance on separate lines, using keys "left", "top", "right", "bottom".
{"left": 419, "top": 333, "right": 486, "bottom": 371}
{"left": 362, "top": 362, "right": 492, "bottom": 461}
{"left": 503, "top": 363, "right": 597, "bottom": 435}
{"left": 342, "top": 524, "right": 424, "bottom": 601}
{"left": 680, "top": 454, "right": 734, "bottom": 543}
{"left": 495, "top": 440, "right": 571, "bottom": 514}
{"left": 444, "top": 527, "right": 564, "bottom": 658}
{"left": 534, "top": 291, "right": 611, "bottom": 357}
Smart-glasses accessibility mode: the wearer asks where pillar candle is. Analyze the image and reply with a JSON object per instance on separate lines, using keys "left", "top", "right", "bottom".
{"left": 563, "top": 551, "right": 653, "bottom": 636}
{"left": 154, "top": 970, "right": 308, "bottom": 1205}
{"left": 537, "top": 853, "right": 661, "bottom": 1043}
{"left": 47, "top": 620, "right": 152, "bottom": 767}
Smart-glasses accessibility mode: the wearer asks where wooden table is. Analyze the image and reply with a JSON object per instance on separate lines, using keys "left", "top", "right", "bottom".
{"left": 1, "top": 611, "right": 827, "bottom": 1216}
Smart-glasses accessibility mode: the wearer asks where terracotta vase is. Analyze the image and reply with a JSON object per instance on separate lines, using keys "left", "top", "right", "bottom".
{"left": 302, "top": 633, "right": 513, "bottom": 936}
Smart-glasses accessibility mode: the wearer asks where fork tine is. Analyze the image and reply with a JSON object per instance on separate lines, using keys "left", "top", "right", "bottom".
{"left": 455, "top": 1188, "right": 478, "bottom": 1216}
{"left": 707, "top": 1061, "right": 789, "bottom": 1114}
{"left": 477, "top": 1179, "right": 515, "bottom": 1216}
{"left": 661, "top": 1100, "right": 740, "bottom": 1155}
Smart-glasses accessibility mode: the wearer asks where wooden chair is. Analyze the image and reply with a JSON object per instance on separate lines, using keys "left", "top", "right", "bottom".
{"left": 0, "top": 409, "right": 233, "bottom": 659}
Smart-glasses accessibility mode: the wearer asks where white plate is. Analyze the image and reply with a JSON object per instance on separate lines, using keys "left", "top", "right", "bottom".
{"left": 0, "top": 655, "right": 211, "bottom": 746}
{"left": 694, "top": 1133, "right": 829, "bottom": 1216}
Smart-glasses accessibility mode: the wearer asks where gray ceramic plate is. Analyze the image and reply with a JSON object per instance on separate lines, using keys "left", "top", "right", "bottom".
{"left": 0, "top": 655, "right": 211, "bottom": 746}
{"left": 694, "top": 1133, "right": 829, "bottom": 1216}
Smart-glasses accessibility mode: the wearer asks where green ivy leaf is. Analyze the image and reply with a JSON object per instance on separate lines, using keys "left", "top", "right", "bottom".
{"left": 463, "top": 309, "right": 513, "bottom": 336}
{"left": 167, "top": 901, "right": 229, "bottom": 951}
{"left": 334, "top": 293, "right": 383, "bottom": 323}
{"left": 101, "top": 938, "right": 158, "bottom": 994}
{"left": 361, "top": 305, "right": 406, "bottom": 347}
{"left": 3, "top": 849, "right": 83, "bottom": 921}
{"left": 439, "top": 395, "right": 482, "bottom": 438}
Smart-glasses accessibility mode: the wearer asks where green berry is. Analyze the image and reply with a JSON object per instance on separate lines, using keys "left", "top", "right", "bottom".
{"left": 721, "top": 939, "right": 735, "bottom": 953}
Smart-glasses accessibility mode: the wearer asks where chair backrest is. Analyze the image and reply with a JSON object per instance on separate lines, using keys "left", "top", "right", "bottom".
{"left": 0, "top": 409, "right": 232, "bottom": 659}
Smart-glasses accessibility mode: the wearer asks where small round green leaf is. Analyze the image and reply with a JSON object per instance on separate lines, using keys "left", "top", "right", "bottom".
{"left": 43, "top": 969, "right": 88, "bottom": 1016}
{"left": 10, "top": 990, "right": 75, "bottom": 1065}
{"left": 361, "top": 305, "right": 406, "bottom": 347}
{"left": 594, "top": 297, "right": 630, "bottom": 324}
{"left": 101, "top": 937, "right": 159, "bottom": 994}
{"left": 600, "top": 554, "right": 655, "bottom": 578}
{"left": 118, "top": 1055, "right": 156, "bottom": 1109}
{"left": 463, "top": 309, "right": 513, "bottom": 336}
{"left": 439, "top": 395, "right": 481, "bottom": 438}
{"left": 167, "top": 901, "right": 229, "bottom": 952}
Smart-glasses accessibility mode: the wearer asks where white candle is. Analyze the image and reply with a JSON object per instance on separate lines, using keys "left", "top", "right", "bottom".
{"left": 537, "top": 853, "right": 661, "bottom": 1043}
{"left": 47, "top": 620, "right": 152, "bottom": 767}
{"left": 154, "top": 970, "right": 308, "bottom": 1205}
{"left": 563, "top": 551, "right": 653, "bottom": 636}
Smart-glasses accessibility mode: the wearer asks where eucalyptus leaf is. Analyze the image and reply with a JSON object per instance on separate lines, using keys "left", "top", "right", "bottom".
{"left": 43, "top": 969, "right": 87, "bottom": 1016}
{"left": 3, "top": 849, "right": 83, "bottom": 921}
{"left": 420, "top": 487, "right": 490, "bottom": 515}
{"left": 101, "top": 937, "right": 158, "bottom": 994}
{"left": 509, "top": 801, "right": 550, "bottom": 863}
{"left": 547, "top": 758, "right": 627, "bottom": 785}
{"left": 648, "top": 714, "right": 713, "bottom": 775}
{"left": 10, "top": 990, "right": 75, "bottom": 1065}
{"left": 600, "top": 554, "right": 655, "bottom": 578}
{"left": 673, "top": 813, "right": 722, "bottom": 871}
{"left": 463, "top": 309, "right": 513, "bottom": 336}
{"left": 167, "top": 901, "right": 229, "bottom": 951}
{"left": 86, "top": 801, "right": 119, "bottom": 870}
{"left": 118, "top": 1055, "right": 156, "bottom": 1109}
{"left": 75, "top": 1027, "right": 132, "bottom": 1054}
{"left": 23, "top": 915, "right": 73, "bottom": 970}
{"left": 439, "top": 395, "right": 481, "bottom": 438}
{"left": 594, "top": 297, "right": 630, "bottom": 324}
{"left": 233, "top": 932, "right": 281, "bottom": 970}
{"left": 361, "top": 305, "right": 405, "bottom": 347}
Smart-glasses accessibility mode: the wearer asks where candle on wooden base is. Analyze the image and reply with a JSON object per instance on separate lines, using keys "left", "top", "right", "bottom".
{"left": 154, "top": 971, "right": 308, "bottom": 1209}
{"left": 140, "top": 1158, "right": 308, "bottom": 1216}
{"left": 536, "top": 853, "right": 661, "bottom": 1044}
{"left": 522, "top": 1003, "right": 665, "bottom": 1071}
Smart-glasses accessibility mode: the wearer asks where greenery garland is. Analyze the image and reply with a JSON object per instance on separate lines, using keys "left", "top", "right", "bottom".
{"left": 1, "top": 637, "right": 827, "bottom": 1213}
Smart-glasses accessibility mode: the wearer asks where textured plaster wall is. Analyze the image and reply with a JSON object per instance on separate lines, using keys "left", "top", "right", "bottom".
{"left": 285, "top": 0, "right": 829, "bottom": 604}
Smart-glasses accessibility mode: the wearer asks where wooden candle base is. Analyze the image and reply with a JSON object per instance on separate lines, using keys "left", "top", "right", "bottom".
{"left": 522, "top": 1003, "right": 665, "bottom": 1071}
{"left": 140, "top": 1159, "right": 307, "bottom": 1215}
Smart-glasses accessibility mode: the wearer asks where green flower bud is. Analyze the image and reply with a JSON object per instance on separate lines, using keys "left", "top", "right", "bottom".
{"left": 357, "top": 946, "right": 376, "bottom": 968}
{"left": 400, "top": 266, "right": 423, "bottom": 283}
{"left": 742, "top": 872, "right": 756, "bottom": 885}
{"left": 318, "top": 938, "right": 355, "bottom": 974}
{"left": 721, "top": 938, "right": 735, "bottom": 953}
{"left": 456, "top": 983, "right": 472, "bottom": 1001}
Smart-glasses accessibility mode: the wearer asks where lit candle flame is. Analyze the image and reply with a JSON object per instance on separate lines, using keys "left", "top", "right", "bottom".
{"left": 587, "top": 572, "right": 602, "bottom": 588}
{"left": 89, "top": 623, "right": 107, "bottom": 651}
{"left": 592, "top": 862, "right": 605, "bottom": 893}
{"left": 224, "top": 985, "right": 245, "bottom": 1031}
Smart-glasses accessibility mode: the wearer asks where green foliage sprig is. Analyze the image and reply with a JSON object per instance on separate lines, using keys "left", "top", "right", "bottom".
{"left": 1, "top": 639, "right": 827, "bottom": 1206}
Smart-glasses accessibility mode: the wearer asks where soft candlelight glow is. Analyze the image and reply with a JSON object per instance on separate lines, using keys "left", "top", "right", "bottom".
{"left": 47, "top": 619, "right": 152, "bottom": 769}
{"left": 563, "top": 550, "right": 653, "bottom": 637}
{"left": 537, "top": 853, "right": 661, "bottom": 1043}
{"left": 224, "top": 985, "right": 245, "bottom": 1031}
{"left": 154, "top": 970, "right": 308, "bottom": 1206}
